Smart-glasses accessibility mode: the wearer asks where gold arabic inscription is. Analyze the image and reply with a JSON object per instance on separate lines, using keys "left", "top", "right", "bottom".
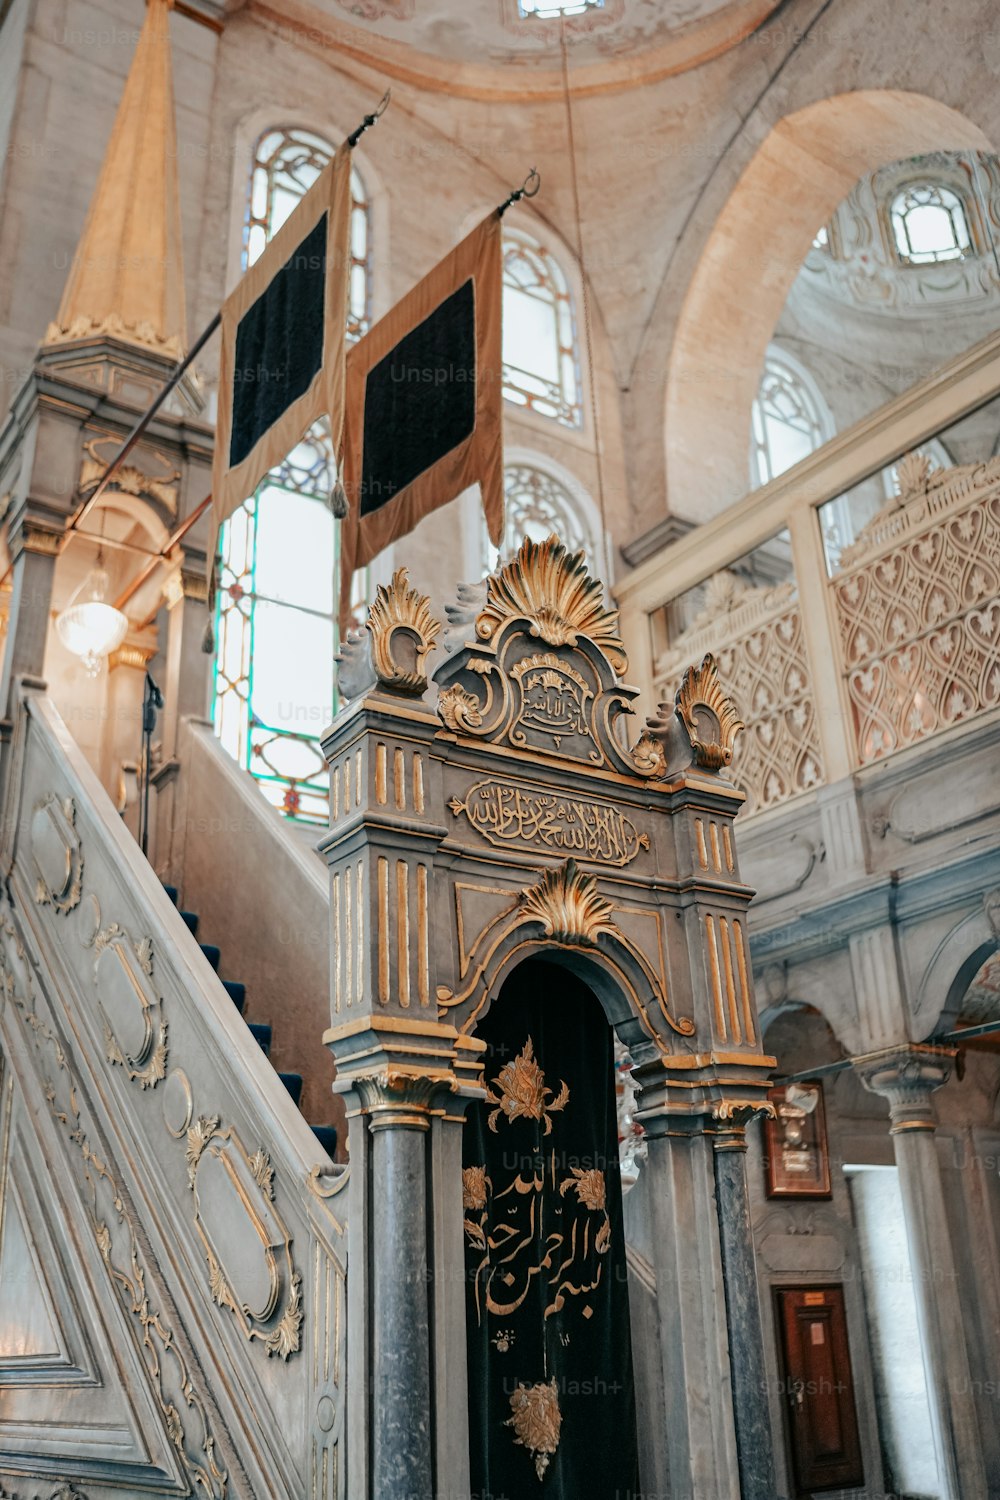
{"left": 449, "top": 780, "right": 650, "bottom": 867}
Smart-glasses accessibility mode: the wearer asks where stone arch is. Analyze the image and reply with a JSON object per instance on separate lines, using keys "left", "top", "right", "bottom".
{"left": 664, "top": 91, "right": 994, "bottom": 522}
{"left": 917, "top": 901, "right": 1000, "bottom": 1038}
{"left": 452, "top": 928, "right": 688, "bottom": 1066}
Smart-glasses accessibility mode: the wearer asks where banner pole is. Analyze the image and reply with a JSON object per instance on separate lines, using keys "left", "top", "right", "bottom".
{"left": 64, "top": 89, "right": 393, "bottom": 548}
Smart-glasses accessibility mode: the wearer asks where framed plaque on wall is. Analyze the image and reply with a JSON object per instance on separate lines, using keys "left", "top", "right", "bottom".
{"left": 764, "top": 1081, "right": 832, "bottom": 1198}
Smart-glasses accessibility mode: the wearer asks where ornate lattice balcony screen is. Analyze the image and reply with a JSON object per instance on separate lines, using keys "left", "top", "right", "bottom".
{"left": 832, "top": 454, "right": 1000, "bottom": 764}
{"left": 653, "top": 573, "right": 825, "bottom": 816}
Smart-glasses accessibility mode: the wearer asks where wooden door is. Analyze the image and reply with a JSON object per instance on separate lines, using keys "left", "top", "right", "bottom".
{"left": 774, "top": 1285, "right": 864, "bottom": 1495}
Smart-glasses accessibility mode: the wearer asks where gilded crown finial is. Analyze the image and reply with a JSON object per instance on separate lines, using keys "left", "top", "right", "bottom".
{"left": 673, "top": 653, "right": 745, "bottom": 771}
{"left": 475, "top": 535, "right": 628, "bottom": 676}
{"left": 366, "top": 568, "right": 441, "bottom": 695}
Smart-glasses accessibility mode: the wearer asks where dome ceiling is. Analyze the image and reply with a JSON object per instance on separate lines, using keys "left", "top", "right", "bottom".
{"left": 257, "top": 0, "right": 781, "bottom": 97}
{"left": 796, "top": 151, "right": 1000, "bottom": 320}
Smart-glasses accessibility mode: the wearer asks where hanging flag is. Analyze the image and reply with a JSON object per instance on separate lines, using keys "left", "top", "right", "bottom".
{"left": 338, "top": 212, "right": 503, "bottom": 632}
{"left": 211, "top": 146, "right": 353, "bottom": 559}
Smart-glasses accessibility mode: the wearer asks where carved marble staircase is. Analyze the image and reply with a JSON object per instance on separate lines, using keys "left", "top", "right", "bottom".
{"left": 161, "top": 882, "right": 338, "bottom": 1158}
{"left": 0, "top": 688, "right": 348, "bottom": 1498}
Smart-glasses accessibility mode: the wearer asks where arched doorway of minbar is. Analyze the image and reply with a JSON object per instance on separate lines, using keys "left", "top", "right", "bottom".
{"left": 461, "top": 955, "right": 641, "bottom": 1498}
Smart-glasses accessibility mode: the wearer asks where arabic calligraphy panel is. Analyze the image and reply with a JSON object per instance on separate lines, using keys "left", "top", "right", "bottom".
{"left": 449, "top": 779, "right": 650, "bottom": 868}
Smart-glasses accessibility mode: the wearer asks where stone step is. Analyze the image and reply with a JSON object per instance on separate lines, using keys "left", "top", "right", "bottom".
{"left": 248, "top": 1022, "right": 271, "bottom": 1055}
{"left": 223, "top": 980, "right": 246, "bottom": 1012}
{"left": 162, "top": 883, "right": 179, "bottom": 907}
{"left": 279, "top": 1072, "right": 303, "bottom": 1107}
{"left": 311, "top": 1124, "right": 338, "bottom": 1158}
{"left": 199, "top": 943, "right": 221, "bottom": 973}
{"left": 180, "top": 910, "right": 198, "bottom": 937}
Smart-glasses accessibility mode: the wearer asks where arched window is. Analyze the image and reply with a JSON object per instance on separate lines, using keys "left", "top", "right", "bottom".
{"left": 244, "top": 126, "right": 370, "bottom": 336}
{"left": 482, "top": 464, "right": 597, "bottom": 573}
{"left": 213, "top": 128, "right": 372, "bottom": 824}
{"left": 519, "top": 0, "right": 605, "bottom": 13}
{"left": 502, "top": 227, "right": 582, "bottom": 427}
{"left": 750, "top": 348, "right": 833, "bottom": 489}
{"left": 889, "top": 182, "right": 972, "bottom": 265}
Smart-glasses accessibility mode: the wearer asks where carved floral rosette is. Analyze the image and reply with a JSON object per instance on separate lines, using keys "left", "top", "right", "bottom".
{"left": 435, "top": 536, "right": 662, "bottom": 780}
{"left": 185, "top": 1117, "right": 303, "bottom": 1360}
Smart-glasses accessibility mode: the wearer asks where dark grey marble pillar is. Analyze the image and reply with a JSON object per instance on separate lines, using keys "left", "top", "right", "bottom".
{"left": 714, "top": 1123, "right": 777, "bottom": 1500}
{"left": 370, "top": 1121, "right": 433, "bottom": 1500}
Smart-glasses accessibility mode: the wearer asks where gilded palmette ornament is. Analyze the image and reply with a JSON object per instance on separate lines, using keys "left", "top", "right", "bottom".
{"left": 366, "top": 567, "right": 441, "bottom": 694}
{"left": 518, "top": 859, "right": 618, "bottom": 946}
{"left": 476, "top": 534, "right": 628, "bottom": 674}
{"left": 438, "top": 682, "right": 485, "bottom": 732}
{"left": 485, "top": 1036, "right": 569, "bottom": 1135}
{"left": 673, "top": 652, "right": 745, "bottom": 770}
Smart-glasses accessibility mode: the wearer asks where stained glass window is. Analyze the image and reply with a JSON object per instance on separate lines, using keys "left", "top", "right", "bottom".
{"left": 482, "top": 464, "right": 597, "bottom": 574}
{"left": 889, "top": 182, "right": 972, "bottom": 265}
{"left": 244, "top": 126, "right": 370, "bottom": 335}
{"left": 750, "top": 349, "right": 833, "bottom": 490}
{"left": 213, "top": 128, "right": 371, "bottom": 825}
{"left": 502, "top": 227, "right": 582, "bottom": 427}
{"left": 519, "top": 0, "right": 604, "bottom": 14}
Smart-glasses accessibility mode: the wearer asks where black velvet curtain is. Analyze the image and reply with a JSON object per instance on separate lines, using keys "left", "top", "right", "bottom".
{"left": 463, "top": 958, "right": 640, "bottom": 1498}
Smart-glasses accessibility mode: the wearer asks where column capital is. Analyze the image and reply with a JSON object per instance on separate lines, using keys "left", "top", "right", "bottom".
{"left": 109, "top": 641, "right": 157, "bottom": 673}
{"left": 163, "top": 562, "right": 209, "bottom": 609}
{"left": 324, "top": 1015, "right": 486, "bottom": 1132}
{"left": 854, "top": 1044, "right": 956, "bottom": 1134}
{"left": 711, "top": 1098, "right": 777, "bottom": 1152}
{"left": 11, "top": 520, "right": 63, "bottom": 560}
{"left": 631, "top": 1049, "right": 775, "bottom": 1139}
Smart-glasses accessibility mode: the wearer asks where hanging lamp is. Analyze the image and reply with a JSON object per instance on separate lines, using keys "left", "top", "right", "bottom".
{"left": 55, "top": 549, "right": 128, "bottom": 676}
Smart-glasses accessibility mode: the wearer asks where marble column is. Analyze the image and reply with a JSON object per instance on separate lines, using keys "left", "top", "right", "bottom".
{"left": 363, "top": 1085, "right": 434, "bottom": 1499}
{"left": 638, "top": 1118, "right": 741, "bottom": 1500}
{"left": 0, "top": 522, "right": 61, "bottom": 816}
{"left": 0, "top": 523, "right": 60, "bottom": 713}
{"left": 154, "top": 559, "right": 211, "bottom": 880}
{"left": 713, "top": 1111, "right": 778, "bottom": 1500}
{"left": 329, "top": 1020, "right": 484, "bottom": 1500}
{"left": 858, "top": 1046, "right": 987, "bottom": 1500}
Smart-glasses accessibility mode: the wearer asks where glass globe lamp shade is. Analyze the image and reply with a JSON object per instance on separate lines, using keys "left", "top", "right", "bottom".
{"left": 55, "top": 564, "right": 128, "bottom": 677}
